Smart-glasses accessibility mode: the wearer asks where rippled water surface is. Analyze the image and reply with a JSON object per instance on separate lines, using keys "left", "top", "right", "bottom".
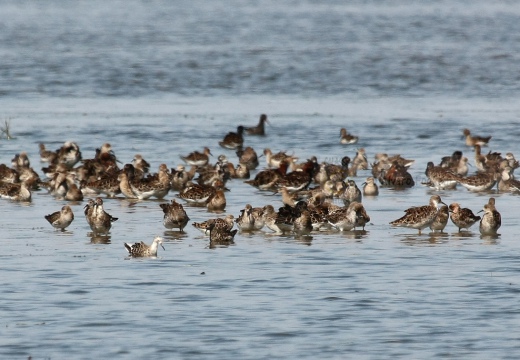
{"left": 1, "top": 0, "right": 520, "bottom": 98}
{"left": 1, "top": 0, "right": 520, "bottom": 359}
{"left": 0, "top": 97, "right": 519, "bottom": 359}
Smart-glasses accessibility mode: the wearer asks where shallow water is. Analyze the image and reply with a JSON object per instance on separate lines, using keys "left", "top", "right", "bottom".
{"left": 0, "top": 96, "right": 519, "bottom": 359}
{"left": 1, "top": 0, "right": 520, "bottom": 358}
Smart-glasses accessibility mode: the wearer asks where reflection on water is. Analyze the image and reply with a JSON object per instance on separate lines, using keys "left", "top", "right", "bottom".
{"left": 480, "top": 234, "right": 500, "bottom": 245}
{"left": 293, "top": 235, "right": 313, "bottom": 246}
{"left": 341, "top": 230, "right": 369, "bottom": 241}
{"left": 208, "top": 239, "right": 235, "bottom": 249}
{"left": 162, "top": 230, "right": 189, "bottom": 242}
{"left": 89, "top": 234, "right": 111, "bottom": 244}
{"left": 450, "top": 231, "right": 479, "bottom": 240}
{"left": 399, "top": 232, "right": 450, "bottom": 246}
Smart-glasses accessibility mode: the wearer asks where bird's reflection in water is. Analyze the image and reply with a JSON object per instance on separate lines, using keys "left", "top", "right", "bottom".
{"left": 89, "top": 233, "right": 111, "bottom": 244}
{"left": 208, "top": 239, "right": 235, "bottom": 249}
{"left": 480, "top": 233, "right": 500, "bottom": 245}
{"left": 341, "top": 230, "right": 368, "bottom": 241}
{"left": 450, "top": 231, "right": 477, "bottom": 240}
{"left": 399, "top": 231, "right": 449, "bottom": 246}
{"left": 294, "top": 235, "right": 313, "bottom": 246}
{"left": 163, "top": 230, "right": 189, "bottom": 242}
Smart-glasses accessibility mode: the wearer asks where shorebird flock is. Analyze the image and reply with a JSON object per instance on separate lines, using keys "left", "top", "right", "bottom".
{"left": 2, "top": 116, "right": 512, "bottom": 256}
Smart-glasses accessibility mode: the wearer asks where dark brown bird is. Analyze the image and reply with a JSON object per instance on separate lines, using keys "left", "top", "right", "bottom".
{"left": 244, "top": 114, "right": 269, "bottom": 135}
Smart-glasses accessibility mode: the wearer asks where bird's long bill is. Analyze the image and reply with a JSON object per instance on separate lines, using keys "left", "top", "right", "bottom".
{"left": 160, "top": 244, "right": 166, "bottom": 251}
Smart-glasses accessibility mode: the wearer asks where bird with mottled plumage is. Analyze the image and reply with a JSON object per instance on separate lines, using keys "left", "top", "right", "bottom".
{"left": 129, "top": 163, "right": 171, "bottom": 200}
{"left": 180, "top": 147, "right": 212, "bottom": 167}
{"left": 390, "top": 195, "right": 446, "bottom": 234}
{"left": 84, "top": 197, "right": 118, "bottom": 234}
{"left": 448, "top": 203, "right": 481, "bottom": 232}
{"left": 45, "top": 205, "right": 74, "bottom": 231}
{"left": 170, "top": 165, "right": 196, "bottom": 191}
{"left": 192, "top": 215, "right": 235, "bottom": 236}
{"left": 424, "top": 162, "right": 461, "bottom": 190}
{"left": 84, "top": 174, "right": 121, "bottom": 198}
{"left": 293, "top": 209, "right": 313, "bottom": 236}
{"left": 160, "top": 199, "right": 190, "bottom": 231}
{"left": 0, "top": 164, "right": 19, "bottom": 184}
{"left": 327, "top": 201, "right": 369, "bottom": 231}
{"left": 274, "top": 159, "right": 316, "bottom": 192}
{"left": 207, "top": 221, "right": 238, "bottom": 245}
{"left": 458, "top": 171, "right": 498, "bottom": 192}
{"left": 177, "top": 182, "right": 218, "bottom": 205}
{"left": 479, "top": 198, "right": 501, "bottom": 235}
{"left": 0, "top": 180, "right": 32, "bottom": 201}
{"left": 274, "top": 201, "right": 309, "bottom": 234}
{"left": 340, "top": 179, "right": 362, "bottom": 205}
{"left": 429, "top": 205, "right": 449, "bottom": 233}
{"left": 125, "top": 236, "right": 165, "bottom": 257}
{"left": 196, "top": 162, "right": 227, "bottom": 186}
{"left": 463, "top": 128, "right": 491, "bottom": 147}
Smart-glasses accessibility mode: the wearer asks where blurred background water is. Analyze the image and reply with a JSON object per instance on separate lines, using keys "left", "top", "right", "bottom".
{"left": 1, "top": 0, "right": 520, "bottom": 98}
{"left": 0, "top": 1, "right": 520, "bottom": 359}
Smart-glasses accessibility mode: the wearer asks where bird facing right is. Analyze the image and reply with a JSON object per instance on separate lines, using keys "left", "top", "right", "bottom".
{"left": 390, "top": 195, "right": 446, "bottom": 234}
{"left": 125, "top": 236, "right": 165, "bottom": 257}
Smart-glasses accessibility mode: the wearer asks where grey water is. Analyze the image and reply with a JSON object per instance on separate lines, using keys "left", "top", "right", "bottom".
{"left": 1, "top": 1, "right": 520, "bottom": 359}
